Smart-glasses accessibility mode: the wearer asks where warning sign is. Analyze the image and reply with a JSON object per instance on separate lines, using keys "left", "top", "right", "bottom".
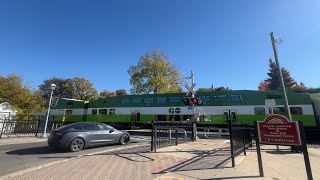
{"left": 257, "top": 114, "right": 301, "bottom": 146}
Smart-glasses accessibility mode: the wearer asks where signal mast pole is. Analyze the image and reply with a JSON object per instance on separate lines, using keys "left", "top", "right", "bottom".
{"left": 191, "top": 71, "right": 195, "bottom": 116}
{"left": 270, "top": 32, "right": 292, "bottom": 120}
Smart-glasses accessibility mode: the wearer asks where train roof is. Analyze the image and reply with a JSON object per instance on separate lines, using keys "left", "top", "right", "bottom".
{"left": 88, "top": 90, "right": 312, "bottom": 108}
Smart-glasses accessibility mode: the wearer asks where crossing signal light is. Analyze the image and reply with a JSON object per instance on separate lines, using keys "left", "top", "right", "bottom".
{"left": 183, "top": 98, "right": 190, "bottom": 106}
{"left": 192, "top": 98, "right": 203, "bottom": 105}
{"left": 182, "top": 98, "right": 203, "bottom": 106}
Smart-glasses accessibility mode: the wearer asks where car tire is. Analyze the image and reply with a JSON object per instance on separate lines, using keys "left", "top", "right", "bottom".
{"left": 119, "top": 134, "right": 129, "bottom": 145}
{"left": 69, "top": 138, "right": 85, "bottom": 152}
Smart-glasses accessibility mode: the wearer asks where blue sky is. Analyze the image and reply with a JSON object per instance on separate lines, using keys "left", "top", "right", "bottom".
{"left": 1, "top": 0, "right": 319, "bottom": 93}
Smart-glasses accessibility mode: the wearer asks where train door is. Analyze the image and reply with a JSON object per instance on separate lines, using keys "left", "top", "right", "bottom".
{"left": 130, "top": 110, "right": 140, "bottom": 127}
{"left": 169, "top": 115, "right": 180, "bottom": 122}
{"left": 223, "top": 109, "right": 237, "bottom": 122}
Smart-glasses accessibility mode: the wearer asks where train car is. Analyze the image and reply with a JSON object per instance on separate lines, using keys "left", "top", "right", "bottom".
{"left": 49, "top": 90, "right": 319, "bottom": 129}
{"left": 49, "top": 98, "right": 89, "bottom": 122}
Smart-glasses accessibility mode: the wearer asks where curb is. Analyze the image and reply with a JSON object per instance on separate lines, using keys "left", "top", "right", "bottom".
{"left": 0, "top": 143, "right": 149, "bottom": 179}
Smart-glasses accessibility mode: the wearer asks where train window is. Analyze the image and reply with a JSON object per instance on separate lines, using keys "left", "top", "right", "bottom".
{"left": 121, "top": 99, "right": 129, "bottom": 104}
{"left": 156, "top": 115, "right": 166, "bottom": 121}
{"left": 66, "top": 110, "right": 73, "bottom": 115}
{"left": 273, "top": 107, "right": 286, "bottom": 115}
{"left": 92, "top": 109, "right": 97, "bottom": 115}
{"left": 199, "top": 96, "right": 210, "bottom": 102}
{"left": 109, "top": 109, "right": 115, "bottom": 115}
{"left": 267, "top": 95, "right": 283, "bottom": 99}
{"left": 156, "top": 97, "right": 166, "bottom": 103}
{"left": 231, "top": 112, "right": 236, "bottom": 120}
{"left": 99, "top": 109, "right": 108, "bottom": 115}
{"left": 132, "top": 98, "right": 141, "bottom": 104}
{"left": 254, "top": 107, "right": 265, "bottom": 115}
{"left": 170, "top": 97, "right": 180, "bottom": 103}
{"left": 214, "top": 95, "right": 227, "bottom": 102}
{"left": 231, "top": 95, "right": 243, "bottom": 102}
{"left": 144, "top": 98, "right": 154, "bottom": 104}
{"left": 290, "top": 107, "right": 303, "bottom": 115}
{"left": 223, "top": 112, "right": 229, "bottom": 121}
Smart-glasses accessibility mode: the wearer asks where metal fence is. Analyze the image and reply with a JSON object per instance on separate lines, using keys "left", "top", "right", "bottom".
{"left": 151, "top": 121, "right": 196, "bottom": 152}
{"left": 304, "top": 126, "right": 320, "bottom": 145}
{"left": 0, "top": 116, "right": 62, "bottom": 139}
{"left": 228, "top": 120, "right": 253, "bottom": 167}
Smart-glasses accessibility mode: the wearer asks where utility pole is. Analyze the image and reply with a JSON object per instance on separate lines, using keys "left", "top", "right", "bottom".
{"left": 270, "top": 32, "right": 292, "bottom": 120}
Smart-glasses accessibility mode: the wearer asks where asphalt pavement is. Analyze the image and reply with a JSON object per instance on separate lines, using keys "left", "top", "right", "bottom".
{"left": 0, "top": 136, "right": 150, "bottom": 177}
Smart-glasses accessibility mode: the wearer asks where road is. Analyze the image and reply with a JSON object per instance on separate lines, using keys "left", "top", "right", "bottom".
{"left": 0, "top": 136, "right": 150, "bottom": 177}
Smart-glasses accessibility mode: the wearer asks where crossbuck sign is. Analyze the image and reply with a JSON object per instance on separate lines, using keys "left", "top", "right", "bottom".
{"left": 185, "top": 83, "right": 196, "bottom": 96}
{"left": 265, "top": 99, "right": 276, "bottom": 107}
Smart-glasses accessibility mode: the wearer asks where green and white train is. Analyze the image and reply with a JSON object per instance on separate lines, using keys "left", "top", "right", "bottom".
{"left": 49, "top": 90, "right": 320, "bottom": 129}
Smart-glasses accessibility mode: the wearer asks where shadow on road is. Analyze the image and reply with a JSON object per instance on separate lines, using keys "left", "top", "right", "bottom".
{"left": 5, "top": 141, "right": 141, "bottom": 156}
{"left": 5, "top": 146, "right": 64, "bottom": 155}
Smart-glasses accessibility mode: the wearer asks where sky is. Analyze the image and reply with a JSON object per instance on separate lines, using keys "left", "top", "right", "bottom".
{"left": 0, "top": 0, "right": 319, "bottom": 93}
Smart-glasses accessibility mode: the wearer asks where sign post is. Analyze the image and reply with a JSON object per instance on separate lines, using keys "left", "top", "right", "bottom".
{"left": 265, "top": 99, "right": 280, "bottom": 150}
{"left": 255, "top": 114, "right": 313, "bottom": 179}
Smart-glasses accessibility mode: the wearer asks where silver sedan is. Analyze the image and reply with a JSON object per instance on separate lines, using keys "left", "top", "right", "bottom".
{"left": 48, "top": 122, "right": 130, "bottom": 152}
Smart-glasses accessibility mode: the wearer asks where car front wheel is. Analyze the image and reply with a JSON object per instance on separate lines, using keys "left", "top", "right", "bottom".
{"left": 119, "top": 134, "right": 129, "bottom": 145}
{"left": 69, "top": 138, "right": 85, "bottom": 152}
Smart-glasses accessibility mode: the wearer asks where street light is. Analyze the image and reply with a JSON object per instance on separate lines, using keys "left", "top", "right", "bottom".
{"left": 42, "top": 83, "right": 56, "bottom": 138}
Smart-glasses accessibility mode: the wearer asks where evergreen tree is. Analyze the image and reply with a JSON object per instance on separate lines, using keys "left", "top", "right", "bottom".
{"left": 266, "top": 59, "right": 297, "bottom": 90}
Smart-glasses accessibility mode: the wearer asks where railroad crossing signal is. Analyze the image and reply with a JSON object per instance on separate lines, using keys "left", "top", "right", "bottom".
{"left": 183, "top": 98, "right": 203, "bottom": 106}
{"left": 185, "top": 83, "right": 196, "bottom": 96}
{"left": 265, "top": 99, "right": 276, "bottom": 107}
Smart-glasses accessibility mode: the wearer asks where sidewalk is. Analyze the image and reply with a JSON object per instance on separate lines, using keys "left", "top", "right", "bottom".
{"left": 0, "top": 136, "right": 47, "bottom": 146}
{"left": 1, "top": 138, "right": 319, "bottom": 180}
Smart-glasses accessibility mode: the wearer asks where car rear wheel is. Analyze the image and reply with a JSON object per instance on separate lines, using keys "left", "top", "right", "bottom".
{"left": 119, "top": 134, "right": 129, "bottom": 145}
{"left": 69, "top": 138, "right": 85, "bottom": 152}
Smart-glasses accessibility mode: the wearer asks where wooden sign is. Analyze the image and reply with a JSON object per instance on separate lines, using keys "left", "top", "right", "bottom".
{"left": 257, "top": 114, "right": 301, "bottom": 146}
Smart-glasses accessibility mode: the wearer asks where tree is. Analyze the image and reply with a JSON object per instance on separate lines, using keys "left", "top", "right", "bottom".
{"left": 215, "top": 86, "right": 230, "bottom": 91}
{"left": 100, "top": 90, "right": 117, "bottom": 98}
{"left": 39, "top": 78, "right": 73, "bottom": 100}
{"left": 0, "top": 74, "right": 45, "bottom": 118}
{"left": 68, "top": 77, "right": 98, "bottom": 100}
{"left": 308, "top": 87, "right": 320, "bottom": 93}
{"left": 266, "top": 59, "right": 297, "bottom": 91}
{"left": 197, "top": 86, "right": 230, "bottom": 93}
{"left": 115, "top": 89, "right": 128, "bottom": 96}
{"left": 40, "top": 77, "right": 98, "bottom": 101}
{"left": 197, "top": 88, "right": 215, "bottom": 92}
{"left": 258, "top": 81, "right": 270, "bottom": 91}
{"left": 99, "top": 89, "right": 128, "bottom": 98}
{"left": 128, "top": 49, "right": 183, "bottom": 94}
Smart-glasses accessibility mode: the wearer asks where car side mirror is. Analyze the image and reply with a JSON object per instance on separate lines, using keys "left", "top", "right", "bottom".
{"left": 109, "top": 129, "right": 114, "bottom": 133}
